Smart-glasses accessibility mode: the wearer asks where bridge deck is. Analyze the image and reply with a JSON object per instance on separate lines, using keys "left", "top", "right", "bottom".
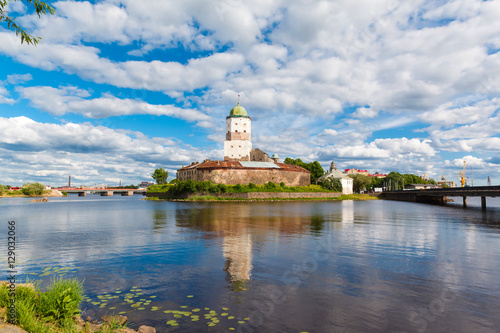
{"left": 382, "top": 186, "right": 500, "bottom": 210}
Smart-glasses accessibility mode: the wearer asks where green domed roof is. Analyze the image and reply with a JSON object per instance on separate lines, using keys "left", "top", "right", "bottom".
{"left": 229, "top": 102, "right": 248, "bottom": 117}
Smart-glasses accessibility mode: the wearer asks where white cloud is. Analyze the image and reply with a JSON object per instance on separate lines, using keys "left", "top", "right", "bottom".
{"left": 6, "top": 73, "right": 33, "bottom": 85}
{"left": 0, "top": 32, "right": 245, "bottom": 94}
{"left": 353, "top": 107, "right": 377, "bottom": 119}
{"left": 0, "top": 116, "right": 220, "bottom": 185}
{"left": 18, "top": 85, "right": 215, "bottom": 127}
{"left": 0, "top": 86, "right": 15, "bottom": 104}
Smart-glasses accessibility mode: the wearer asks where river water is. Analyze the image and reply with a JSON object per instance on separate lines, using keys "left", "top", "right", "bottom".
{"left": 1, "top": 195, "right": 500, "bottom": 332}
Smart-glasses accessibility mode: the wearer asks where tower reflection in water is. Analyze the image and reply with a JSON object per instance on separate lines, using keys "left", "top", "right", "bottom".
{"left": 174, "top": 202, "right": 353, "bottom": 291}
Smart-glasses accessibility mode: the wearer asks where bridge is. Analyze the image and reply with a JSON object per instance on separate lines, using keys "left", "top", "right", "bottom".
{"left": 381, "top": 186, "right": 500, "bottom": 211}
{"left": 57, "top": 188, "right": 147, "bottom": 197}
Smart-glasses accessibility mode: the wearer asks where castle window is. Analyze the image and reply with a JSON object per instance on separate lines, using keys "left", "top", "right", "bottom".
{"left": 244, "top": 130, "right": 246, "bottom": 132}
{"left": 235, "top": 130, "right": 238, "bottom": 132}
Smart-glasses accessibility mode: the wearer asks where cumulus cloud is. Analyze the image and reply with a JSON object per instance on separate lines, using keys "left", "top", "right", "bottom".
{"left": 0, "top": 86, "right": 15, "bottom": 104}
{"left": 6, "top": 73, "right": 33, "bottom": 85}
{"left": 17, "top": 85, "right": 215, "bottom": 127}
{"left": 0, "top": 116, "right": 218, "bottom": 185}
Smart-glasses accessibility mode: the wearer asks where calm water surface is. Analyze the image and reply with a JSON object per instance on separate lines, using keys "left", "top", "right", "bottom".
{"left": 1, "top": 195, "right": 500, "bottom": 332}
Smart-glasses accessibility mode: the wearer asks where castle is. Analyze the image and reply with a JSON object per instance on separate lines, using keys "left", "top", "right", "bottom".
{"left": 177, "top": 103, "right": 310, "bottom": 186}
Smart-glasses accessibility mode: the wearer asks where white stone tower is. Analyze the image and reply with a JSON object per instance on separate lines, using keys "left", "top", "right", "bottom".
{"left": 224, "top": 102, "right": 252, "bottom": 161}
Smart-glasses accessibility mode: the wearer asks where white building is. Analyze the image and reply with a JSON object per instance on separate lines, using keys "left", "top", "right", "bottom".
{"left": 224, "top": 102, "right": 252, "bottom": 161}
{"left": 318, "top": 161, "right": 353, "bottom": 195}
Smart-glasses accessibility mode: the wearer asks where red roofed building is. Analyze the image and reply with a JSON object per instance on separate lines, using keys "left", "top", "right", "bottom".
{"left": 369, "top": 172, "right": 387, "bottom": 178}
{"left": 344, "top": 168, "right": 369, "bottom": 176}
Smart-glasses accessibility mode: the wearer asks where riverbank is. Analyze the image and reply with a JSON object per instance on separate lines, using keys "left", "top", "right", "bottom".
{"left": 0, "top": 189, "right": 64, "bottom": 198}
{"left": 146, "top": 193, "right": 380, "bottom": 201}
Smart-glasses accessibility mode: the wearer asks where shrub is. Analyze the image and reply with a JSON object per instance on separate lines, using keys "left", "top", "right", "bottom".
{"left": 318, "top": 178, "right": 343, "bottom": 192}
{"left": 38, "top": 278, "right": 83, "bottom": 324}
{"left": 233, "top": 184, "right": 243, "bottom": 192}
{"left": 61, "top": 191, "right": 68, "bottom": 196}
{"left": 280, "top": 182, "right": 286, "bottom": 187}
{"left": 217, "top": 183, "right": 228, "bottom": 193}
{"left": 264, "top": 182, "right": 277, "bottom": 190}
{"left": 248, "top": 183, "right": 257, "bottom": 189}
{"left": 21, "top": 182, "right": 45, "bottom": 196}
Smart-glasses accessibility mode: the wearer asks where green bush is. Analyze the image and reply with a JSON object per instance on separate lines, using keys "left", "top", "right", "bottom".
{"left": 248, "top": 183, "right": 257, "bottom": 189}
{"left": 279, "top": 182, "right": 286, "bottom": 187}
{"left": 217, "top": 183, "right": 228, "bottom": 193}
{"left": 264, "top": 182, "right": 277, "bottom": 189}
{"left": 0, "top": 278, "right": 84, "bottom": 332}
{"left": 38, "top": 278, "right": 83, "bottom": 324}
{"left": 21, "top": 182, "right": 45, "bottom": 196}
{"left": 61, "top": 191, "right": 68, "bottom": 196}
{"left": 318, "top": 178, "right": 343, "bottom": 192}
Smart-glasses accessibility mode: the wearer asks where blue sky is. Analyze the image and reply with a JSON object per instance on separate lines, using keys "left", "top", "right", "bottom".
{"left": 1, "top": 0, "right": 499, "bottom": 186}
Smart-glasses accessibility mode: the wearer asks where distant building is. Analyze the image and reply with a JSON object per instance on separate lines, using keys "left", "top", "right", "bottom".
{"left": 318, "top": 161, "right": 353, "bottom": 194}
{"left": 368, "top": 172, "right": 387, "bottom": 178}
{"left": 44, "top": 185, "right": 51, "bottom": 190}
{"left": 139, "top": 181, "right": 155, "bottom": 188}
{"left": 345, "top": 168, "right": 369, "bottom": 176}
{"left": 405, "top": 184, "right": 437, "bottom": 190}
{"left": 178, "top": 103, "right": 310, "bottom": 186}
{"left": 8, "top": 186, "right": 20, "bottom": 191}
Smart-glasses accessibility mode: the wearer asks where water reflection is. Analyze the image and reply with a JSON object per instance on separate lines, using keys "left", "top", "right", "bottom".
{"left": 152, "top": 209, "right": 167, "bottom": 232}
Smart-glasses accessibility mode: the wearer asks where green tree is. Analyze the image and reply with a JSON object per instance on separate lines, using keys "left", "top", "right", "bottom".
{"left": 21, "top": 182, "right": 45, "bottom": 195}
{"left": 0, "top": 0, "right": 55, "bottom": 45}
{"left": 284, "top": 157, "right": 325, "bottom": 183}
{"left": 151, "top": 168, "right": 169, "bottom": 184}
{"left": 385, "top": 172, "right": 405, "bottom": 190}
{"left": 348, "top": 174, "right": 372, "bottom": 193}
{"left": 318, "top": 177, "right": 343, "bottom": 192}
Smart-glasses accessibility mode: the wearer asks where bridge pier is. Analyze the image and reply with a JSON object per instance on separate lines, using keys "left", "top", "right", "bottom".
{"left": 463, "top": 196, "right": 467, "bottom": 208}
{"left": 100, "top": 191, "right": 114, "bottom": 196}
{"left": 121, "top": 191, "right": 134, "bottom": 196}
{"left": 481, "top": 196, "right": 486, "bottom": 211}
{"left": 78, "top": 192, "right": 86, "bottom": 197}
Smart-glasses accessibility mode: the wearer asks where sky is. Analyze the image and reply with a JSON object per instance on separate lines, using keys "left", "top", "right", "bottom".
{"left": 1, "top": 0, "right": 499, "bottom": 187}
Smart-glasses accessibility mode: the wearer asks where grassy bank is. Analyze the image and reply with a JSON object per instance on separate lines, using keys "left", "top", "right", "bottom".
{"left": 0, "top": 279, "right": 125, "bottom": 333}
{"left": 148, "top": 181, "right": 335, "bottom": 195}
{"left": 146, "top": 194, "right": 379, "bottom": 202}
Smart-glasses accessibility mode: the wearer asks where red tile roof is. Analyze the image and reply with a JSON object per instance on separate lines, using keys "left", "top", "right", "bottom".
{"left": 178, "top": 160, "right": 310, "bottom": 173}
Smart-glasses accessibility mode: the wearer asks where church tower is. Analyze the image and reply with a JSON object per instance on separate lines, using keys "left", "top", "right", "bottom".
{"left": 224, "top": 102, "right": 252, "bottom": 161}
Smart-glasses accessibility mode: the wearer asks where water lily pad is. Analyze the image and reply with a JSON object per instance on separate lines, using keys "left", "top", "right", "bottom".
{"left": 119, "top": 312, "right": 127, "bottom": 315}
{"left": 238, "top": 321, "right": 245, "bottom": 324}
{"left": 138, "top": 307, "right": 145, "bottom": 310}
{"left": 180, "top": 305, "right": 188, "bottom": 308}
{"left": 174, "top": 314, "right": 182, "bottom": 318}
{"left": 192, "top": 308, "right": 200, "bottom": 312}
{"left": 222, "top": 307, "right": 229, "bottom": 311}
{"left": 228, "top": 316, "right": 235, "bottom": 320}
{"left": 221, "top": 313, "right": 228, "bottom": 316}
{"left": 187, "top": 295, "right": 194, "bottom": 298}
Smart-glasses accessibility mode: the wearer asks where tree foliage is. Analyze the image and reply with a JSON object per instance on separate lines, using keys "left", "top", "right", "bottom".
{"left": 384, "top": 172, "right": 437, "bottom": 190}
{"left": 318, "top": 177, "right": 343, "bottom": 192}
{"left": 0, "top": 0, "right": 55, "bottom": 45}
{"left": 151, "top": 167, "right": 169, "bottom": 184}
{"left": 348, "top": 174, "right": 372, "bottom": 193}
{"left": 284, "top": 157, "right": 325, "bottom": 183}
{"left": 21, "top": 182, "right": 45, "bottom": 195}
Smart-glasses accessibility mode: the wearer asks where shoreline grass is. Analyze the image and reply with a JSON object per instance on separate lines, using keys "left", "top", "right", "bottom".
{"left": 146, "top": 194, "right": 379, "bottom": 202}
{"left": 0, "top": 278, "right": 126, "bottom": 333}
